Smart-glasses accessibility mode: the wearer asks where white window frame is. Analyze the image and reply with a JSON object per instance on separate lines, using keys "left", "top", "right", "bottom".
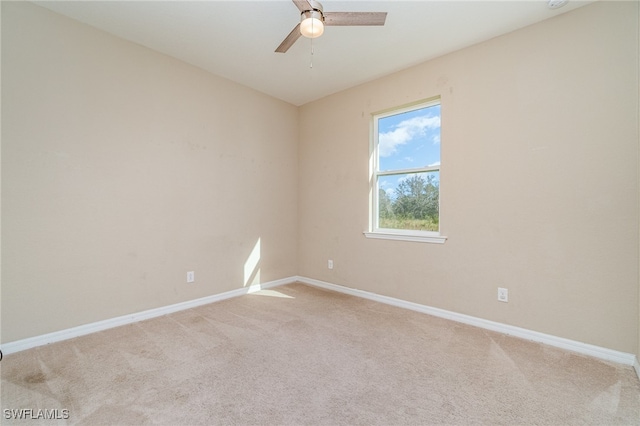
{"left": 364, "top": 98, "right": 447, "bottom": 244}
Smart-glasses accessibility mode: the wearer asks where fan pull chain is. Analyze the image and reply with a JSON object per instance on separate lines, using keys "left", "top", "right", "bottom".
{"left": 310, "top": 37, "right": 314, "bottom": 69}
{"left": 309, "top": 15, "right": 316, "bottom": 69}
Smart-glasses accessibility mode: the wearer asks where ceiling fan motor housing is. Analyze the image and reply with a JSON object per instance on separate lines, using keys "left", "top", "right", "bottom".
{"left": 305, "top": 1, "right": 324, "bottom": 14}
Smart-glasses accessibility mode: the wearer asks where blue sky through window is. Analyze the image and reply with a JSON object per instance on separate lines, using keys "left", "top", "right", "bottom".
{"left": 377, "top": 104, "right": 440, "bottom": 198}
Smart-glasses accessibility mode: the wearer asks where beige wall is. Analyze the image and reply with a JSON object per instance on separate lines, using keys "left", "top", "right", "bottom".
{"left": 1, "top": 2, "right": 298, "bottom": 342}
{"left": 299, "top": 1, "right": 639, "bottom": 354}
{"left": 2, "top": 1, "right": 639, "bottom": 358}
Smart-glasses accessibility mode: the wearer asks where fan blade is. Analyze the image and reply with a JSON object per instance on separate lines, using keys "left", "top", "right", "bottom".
{"left": 292, "top": 0, "right": 312, "bottom": 13}
{"left": 275, "top": 23, "right": 302, "bottom": 53}
{"left": 324, "top": 12, "right": 387, "bottom": 26}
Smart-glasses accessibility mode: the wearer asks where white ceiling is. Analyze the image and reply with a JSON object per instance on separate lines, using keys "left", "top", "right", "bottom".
{"left": 33, "top": 0, "right": 593, "bottom": 106}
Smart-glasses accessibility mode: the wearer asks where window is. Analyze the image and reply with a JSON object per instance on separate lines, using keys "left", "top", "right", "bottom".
{"left": 365, "top": 98, "right": 446, "bottom": 244}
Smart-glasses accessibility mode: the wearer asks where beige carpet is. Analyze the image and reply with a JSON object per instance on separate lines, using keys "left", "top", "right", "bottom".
{"left": 1, "top": 282, "right": 639, "bottom": 425}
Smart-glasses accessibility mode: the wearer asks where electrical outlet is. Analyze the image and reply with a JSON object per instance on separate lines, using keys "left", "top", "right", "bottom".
{"left": 498, "top": 287, "right": 508, "bottom": 302}
{"left": 187, "top": 271, "right": 195, "bottom": 283}
{"left": 328, "top": 259, "right": 334, "bottom": 270}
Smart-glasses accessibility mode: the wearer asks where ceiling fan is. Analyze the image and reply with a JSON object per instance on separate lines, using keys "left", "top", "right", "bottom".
{"left": 275, "top": 0, "right": 387, "bottom": 53}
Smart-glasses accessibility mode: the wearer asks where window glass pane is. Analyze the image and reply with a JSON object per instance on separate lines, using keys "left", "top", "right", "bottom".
{"left": 378, "top": 104, "right": 440, "bottom": 172}
{"left": 378, "top": 172, "right": 439, "bottom": 232}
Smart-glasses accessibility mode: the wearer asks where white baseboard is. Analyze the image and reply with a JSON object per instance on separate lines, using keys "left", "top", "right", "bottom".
{"left": 297, "top": 276, "right": 639, "bottom": 370}
{"left": 1, "top": 276, "right": 297, "bottom": 356}
{"left": 3, "top": 274, "right": 639, "bottom": 381}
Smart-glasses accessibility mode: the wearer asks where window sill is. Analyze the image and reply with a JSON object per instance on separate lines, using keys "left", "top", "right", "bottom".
{"left": 363, "top": 231, "right": 447, "bottom": 244}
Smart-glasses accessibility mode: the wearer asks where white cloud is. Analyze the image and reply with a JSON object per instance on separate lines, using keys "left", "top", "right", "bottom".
{"left": 432, "top": 134, "right": 441, "bottom": 145}
{"left": 428, "top": 161, "right": 441, "bottom": 167}
{"left": 379, "top": 115, "right": 440, "bottom": 157}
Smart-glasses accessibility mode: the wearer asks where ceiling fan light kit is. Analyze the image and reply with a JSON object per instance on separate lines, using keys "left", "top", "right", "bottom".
{"left": 275, "top": 0, "right": 387, "bottom": 53}
{"left": 300, "top": 10, "right": 324, "bottom": 38}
